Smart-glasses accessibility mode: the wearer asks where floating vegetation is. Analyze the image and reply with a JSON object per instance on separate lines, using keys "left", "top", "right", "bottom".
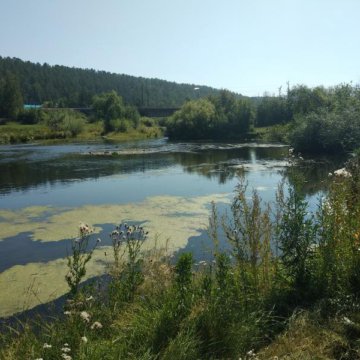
{"left": 0, "top": 193, "right": 231, "bottom": 317}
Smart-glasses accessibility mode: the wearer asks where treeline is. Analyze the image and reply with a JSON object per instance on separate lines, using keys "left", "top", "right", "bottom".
{"left": 168, "top": 84, "right": 360, "bottom": 153}
{"left": 0, "top": 56, "right": 224, "bottom": 108}
{"left": 167, "top": 91, "right": 254, "bottom": 140}
{"left": 255, "top": 84, "right": 360, "bottom": 153}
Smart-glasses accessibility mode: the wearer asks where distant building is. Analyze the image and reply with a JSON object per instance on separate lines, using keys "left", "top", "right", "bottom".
{"left": 24, "top": 104, "right": 42, "bottom": 110}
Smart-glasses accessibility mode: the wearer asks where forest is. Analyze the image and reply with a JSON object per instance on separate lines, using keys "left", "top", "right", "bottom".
{"left": 0, "top": 56, "right": 224, "bottom": 108}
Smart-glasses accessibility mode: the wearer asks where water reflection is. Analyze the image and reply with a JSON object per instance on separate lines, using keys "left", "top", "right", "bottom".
{"left": 0, "top": 223, "right": 143, "bottom": 272}
{"left": 0, "top": 140, "right": 345, "bottom": 199}
{"left": 283, "top": 158, "right": 343, "bottom": 196}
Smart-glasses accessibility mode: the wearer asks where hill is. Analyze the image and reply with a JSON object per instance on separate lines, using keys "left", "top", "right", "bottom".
{"left": 0, "top": 56, "right": 235, "bottom": 108}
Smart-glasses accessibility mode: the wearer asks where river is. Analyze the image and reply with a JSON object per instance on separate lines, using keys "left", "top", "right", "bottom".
{"left": 0, "top": 138, "right": 342, "bottom": 317}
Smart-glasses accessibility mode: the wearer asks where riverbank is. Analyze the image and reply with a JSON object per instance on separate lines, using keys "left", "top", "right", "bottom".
{"left": 0, "top": 121, "right": 289, "bottom": 147}
{"left": 0, "top": 121, "right": 164, "bottom": 144}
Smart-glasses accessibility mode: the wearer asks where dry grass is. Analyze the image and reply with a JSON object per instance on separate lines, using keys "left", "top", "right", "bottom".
{"left": 258, "top": 311, "right": 359, "bottom": 360}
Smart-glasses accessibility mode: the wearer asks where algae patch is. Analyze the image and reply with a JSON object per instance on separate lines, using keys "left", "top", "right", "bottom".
{"left": 0, "top": 193, "right": 231, "bottom": 317}
{"left": 0, "top": 248, "right": 110, "bottom": 318}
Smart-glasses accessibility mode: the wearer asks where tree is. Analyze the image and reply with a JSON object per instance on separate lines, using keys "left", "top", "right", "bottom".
{"left": 229, "top": 98, "right": 254, "bottom": 133}
{"left": 0, "top": 72, "right": 23, "bottom": 119}
{"left": 167, "top": 92, "right": 254, "bottom": 140}
{"left": 286, "top": 85, "right": 328, "bottom": 118}
{"left": 92, "top": 91, "right": 140, "bottom": 133}
{"left": 167, "top": 99, "right": 216, "bottom": 139}
{"left": 255, "top": 96, "right": 289, "bottom": 127}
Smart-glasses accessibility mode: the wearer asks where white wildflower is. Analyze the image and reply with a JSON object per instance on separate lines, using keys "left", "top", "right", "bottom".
{"left": 64, "top": 311, "right": 72, "bottom": 316}
{"left": 81, "top": 336, "right": 88, "bottom": 343}
{"left": 61, "top": 347, "right": 71, "bottom": 353}
{"left": 61, "top": 354, "right": 72, "bottom": 360}
{"left": 246, "top": 349, "right": 257, "bottom": 358}
{"left": 343, "top": 316, "right": 354, "bottom": 325}
{"left": 80, "top": 311, "right": 91, "bottom": 322}
{"left": 43, "top": 343, "right": 52, "bottom": 349}
{"left": 90, "top": 321, "right": 103, "bottom": 329}
{"left": 334, "top": 168, "right": 352, "bottom": 178}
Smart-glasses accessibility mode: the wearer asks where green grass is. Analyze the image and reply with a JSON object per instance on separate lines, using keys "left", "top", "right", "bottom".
{"left": 0, "top": 122, "right": 59, "bottom": 144}
{"left": 0, "top": 121, "right": 164, "bottom": 144}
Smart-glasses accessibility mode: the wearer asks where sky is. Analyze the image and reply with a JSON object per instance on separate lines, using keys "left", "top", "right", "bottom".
{"left": 0, "top": 0, "right": 359, "bottom": 96}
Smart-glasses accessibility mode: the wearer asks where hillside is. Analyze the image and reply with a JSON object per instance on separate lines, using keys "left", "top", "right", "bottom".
{"left": 0, "top": 56, "right": 233, "bottom": 108}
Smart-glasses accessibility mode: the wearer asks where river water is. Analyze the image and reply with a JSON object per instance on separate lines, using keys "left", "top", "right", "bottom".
{"left": 0, "top": 138, "right": 342, "bottom": 317}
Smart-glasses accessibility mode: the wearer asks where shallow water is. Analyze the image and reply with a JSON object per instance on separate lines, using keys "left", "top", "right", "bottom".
{"left": 0, "top": 138, "right": 343, "bottom": 317}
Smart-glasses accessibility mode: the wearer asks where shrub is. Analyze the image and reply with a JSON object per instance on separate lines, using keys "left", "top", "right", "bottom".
{"left": 46, "top": 109, "right": 86, "bottom": 137}
{"left": 290, "top": 109, "right": 360, "bottom": 154}
{"left": 17, "top": 109, "right": 45, "bottom": 124}
{"left": 109, "top": 118, "right": 132, "bottom": 133}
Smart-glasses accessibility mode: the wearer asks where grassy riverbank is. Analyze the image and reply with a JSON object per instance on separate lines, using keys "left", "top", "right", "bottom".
{"left": 0, "top": 121, "right": 164, "bottom": 144}
{"left": 2, "top": 153, "right": 360, "bottom": 359}
{"left": 0, "top": 120, "right": 283, "bottom": 146}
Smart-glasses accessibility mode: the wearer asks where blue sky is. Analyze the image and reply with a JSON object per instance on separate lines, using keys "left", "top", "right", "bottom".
{"left": 0, "top": 0, "right": 359, "bottom": 96}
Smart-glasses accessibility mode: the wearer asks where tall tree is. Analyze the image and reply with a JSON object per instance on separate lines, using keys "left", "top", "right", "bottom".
{"left": 92, "top": 91, "right": 140, "bottom": 133}
{"left": 0, "top": 72, "right": 23, "bottom": 119}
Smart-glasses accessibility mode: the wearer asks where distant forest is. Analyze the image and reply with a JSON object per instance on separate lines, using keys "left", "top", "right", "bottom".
{"left": 0, "top": 56, "right": 229, "bottom": 108}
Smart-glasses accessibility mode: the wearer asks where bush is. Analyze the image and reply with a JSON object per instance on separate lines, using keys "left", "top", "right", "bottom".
{"left": 167, "top": 91, "right": 254, "bottom": 140}
{"left": 92, "top": 91, "right": 140, "bottom": 133}
{"left": 140, "top": 117, "right": 155, "bottom": 127}
{"left": 109, "top": 118, "right": 132, "bottom": 133}
{"left": 46, "top": 109, "right": 86, "bottom": 137}
{"left": 17, "top": 109, "right": 46, "bottom": 124}
{"left": 290, "top": 108, "right": 360, "bottom": 154}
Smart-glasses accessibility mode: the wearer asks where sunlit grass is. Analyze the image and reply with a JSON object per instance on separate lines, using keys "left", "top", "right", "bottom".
{"left": 0, "top": 120, "right": 164, "bottom": 144}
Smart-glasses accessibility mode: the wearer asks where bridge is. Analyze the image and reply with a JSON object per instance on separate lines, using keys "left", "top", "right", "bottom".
{"left": 138, "top": 107, "right": 179, "bottom": 117}
{"left": 42, "top": 107, "right": 179, "bottom": 118}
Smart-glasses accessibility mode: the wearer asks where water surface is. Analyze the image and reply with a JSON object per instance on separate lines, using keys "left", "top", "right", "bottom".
{"left": 0, "top": 138, "right": 342, "bottom": 317}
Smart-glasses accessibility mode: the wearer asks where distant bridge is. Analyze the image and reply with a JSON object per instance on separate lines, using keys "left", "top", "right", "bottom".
{"left": 138, "top": 107, "right": 179, "bottom": 117}
{"left": 42, "top": 107, "right": 179, "bottom": 118}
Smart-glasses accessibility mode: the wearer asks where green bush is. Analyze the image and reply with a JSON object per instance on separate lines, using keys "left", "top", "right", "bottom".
{"left": 289, "top": 110, "right": 360, "bottom": 153}
{"left": 167, "top": 91, "right": 254, "bottom": 140}
{"left": 17, "top": 109, "right": 46, "bottom": 124}
{"left": 92, "top": 91, "right": 140, "bottom": 133}
{"left": 109, "top": 118, "right": 132, "bottom": 133}
{"left": 46, "top": 109, "right": 86, "bottom": 137}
